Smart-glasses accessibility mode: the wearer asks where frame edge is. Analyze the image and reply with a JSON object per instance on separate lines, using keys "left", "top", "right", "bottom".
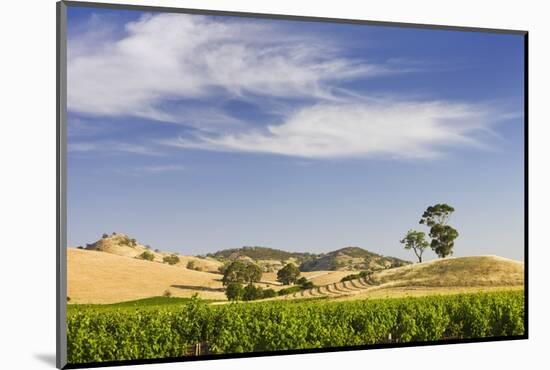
{"left": 57, "top": 1, "right": 68, "bottom": 369}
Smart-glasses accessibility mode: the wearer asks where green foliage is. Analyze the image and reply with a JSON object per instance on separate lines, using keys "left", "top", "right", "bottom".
{"left": 138, "top": 251, "right": 155, "bottom": 261}
{"left": 241, "top": 285, "right": 278, "bottom": 301}
{"left": 245, "top": 263, "right": 263, "bottom": 283}
{"left": 262, "top": 289, "right": 277, "bottom": 298}
{"left": 419, "top": 204, "right": 455, "bottom": 227}
{"left": 340, "top": 270, "right": 372, "bottom": 282}
{"left": 429, "top": 225, "right": 459, "bottom": 258}
{"left": 102, "top": 233, "right": 109, "bottom": 239}
{"left": 277, "top": 263, "right": 301, "bottom": 285}
{"left": 243, "top": 284, "right": 261, "bottom": 301}
{"left": 225, "top": 282, "right": 244, "bottom": 301}
{"left": 163, "top": 254, "right": 180, "bottom": 265}
{"left": 400, "top": 230, "right": 429, "bottom": 263}
{"left": 222, "top": 261, "right": 263, "bottom": 286}
{"left": 187, "top": 261, "right": 195, "bottom": 270}
{"left": 67, "top": 291, "right": 524, "bottom": 364}
{"left": 296, "top": 277, "right": 314, "bottom": 289}
{"left": 419, "top": 203, "right": 459, "bottom": 258}
{"left": 277, "top": 286, "right": 302, "bottom": 296}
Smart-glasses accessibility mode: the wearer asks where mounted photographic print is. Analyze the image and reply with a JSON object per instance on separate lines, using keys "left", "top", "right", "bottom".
{"left": 56, "top": 1, "right": 528, "bottom": 368}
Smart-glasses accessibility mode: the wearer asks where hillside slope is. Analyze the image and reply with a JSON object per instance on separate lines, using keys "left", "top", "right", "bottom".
{"left": 299, "top": 246, "right": 411, "bottom": 272}
{"left": 273, "top": 255, "right": 524, "bottom": 301}
{"left": 371, "top": 255, "right": 523, "bottom": 287}
{"left": 81, "top": 233, "right": 223, "bottom": 273}
{"left": 67, "top": 248, "right": 227, "bottom": 303}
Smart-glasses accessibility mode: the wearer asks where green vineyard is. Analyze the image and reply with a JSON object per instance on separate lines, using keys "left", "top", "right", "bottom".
{"left": 67, "top": 290, "right": 524, "bottom": 364}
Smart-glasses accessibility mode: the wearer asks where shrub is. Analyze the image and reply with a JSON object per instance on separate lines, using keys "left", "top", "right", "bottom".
{"left": 243, "top": 284, "right": 262, "bottom": 301}
{"left": 138, "top": 251, "right": 155, "bottom": 261}
{"left": 261, "top": 289, "right": 277, "bottom": 299}
{"left": 163, "top": 290, "right": 172, "bottom": 298}
{"left": 295, "top": 276, "right": 314, "bottom": 289}
{"left": 277, "top": 286, "right": 302, "bottom": 296}
{"left": 163, "top": 254, "right": 180, "bottom": 265}
{"left": 187, "top": 261, "right": 195, "bottom": 270}
{"left": 341, "top": 270, "right": 372, "bottom": 282}
{"left": 225, "top": 282, "right": 244, "bottom": 301}
{"left": 102, "top": 233, "right": 109, "bottom": 239}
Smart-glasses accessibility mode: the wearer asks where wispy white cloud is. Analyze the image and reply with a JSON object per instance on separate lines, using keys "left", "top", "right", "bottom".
{"left": 111, "top": 164, "right": 187, "bottom": 176}
{"left": 68, "top": 141, "right": 160, "bottom": 156}
{"left": 68, "top": 13, "right": 514, "bottom": 161}
{"left": 164, "top": 101, "right": 498, "bottom": 159}
{"left": 139, "top": 164, "right": 186, "bottom": 173}
{"left": 68, "top": 13, "right": 399, "bottom": 121}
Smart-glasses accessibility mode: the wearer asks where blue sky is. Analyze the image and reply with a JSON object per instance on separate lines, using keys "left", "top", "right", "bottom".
{"left": 66, "top": 6, "right": 525, "bottom": 261}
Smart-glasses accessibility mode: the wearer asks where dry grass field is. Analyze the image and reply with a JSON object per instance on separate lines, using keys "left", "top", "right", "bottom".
{"left": 67, "top": 248, "right": 227, "bottom": 303}
{"left": 267, "top": 255, "right": 524, "bottom": 302}
{"left": 69, "top": 242, "right": 524, "bottom": 305}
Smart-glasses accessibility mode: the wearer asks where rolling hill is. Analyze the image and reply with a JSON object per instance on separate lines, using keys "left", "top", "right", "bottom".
{"left": 82, "top": 233, "right": 223, "bottom": 273}
{"left": 208, "top": 245, "right": 410, "bottom": 272}
{"left": 67, "top": 248, "right": 226, "bottom": 303}
{"left": 299, "top": 246, "right": 411, "bottom": 271}
{"left": 273, "top": 255, "right": 524, "bottom": 301}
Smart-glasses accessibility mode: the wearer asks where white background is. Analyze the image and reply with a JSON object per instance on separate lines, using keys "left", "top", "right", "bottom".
{"left": 0, "top": 0, "right": 547, "bottom": 369}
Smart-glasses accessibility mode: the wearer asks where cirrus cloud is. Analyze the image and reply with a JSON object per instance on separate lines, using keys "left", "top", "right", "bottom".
{"left": 164, "top": 101, "right": 499, "bottom": 159}
{"left": 68, "top": 13, "right": 394, "bottom": 121}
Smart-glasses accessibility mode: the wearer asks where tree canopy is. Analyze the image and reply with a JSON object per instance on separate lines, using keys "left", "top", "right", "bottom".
{"left": 400, "top": 230, "right": 429, "bottom": 263}
{"left": 277, "top": 263, "right": 301, "bottom": 285}
{"left": 419, "top": 203, "right": 459, "bottom": 258}
{"left": 222, "top": 260, "right": 263, "bottom": 286}
{"left": 429, "top": 224, "right": 459, "bottom": 258}
{"left": 419, "top": 204, "right": 455, "bottom": 227}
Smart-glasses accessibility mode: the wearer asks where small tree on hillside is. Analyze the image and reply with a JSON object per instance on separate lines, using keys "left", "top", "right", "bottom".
{"left": 245, "top": 263, "right": 263, "bottom": 284}
{"left": 222, "top": 260, "right": 248, "bottom": 285}
{"left": 102, "top": 233, "right": 109, "bottom": 239}
{"left": 277, "top": 263, "right": 301, "bottom": 285}
{"left": 225, "top": 282, "right": 244, "bottom": 302}
{"left": 419, "top": 203, "right": 459, "bottom": 258}
{"left": 400, "top": 230, "right": 429, "bottom": 263}
{"left": 163, "top": 254, "right": 180, "bottom": 265}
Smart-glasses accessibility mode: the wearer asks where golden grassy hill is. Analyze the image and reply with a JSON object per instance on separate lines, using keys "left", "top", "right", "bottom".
{"left": 82, "top": 233, "right": 223, "bottom": 273}
{"left": 274, "top": 255, "right": 524, "bottom": 301}
{"left": 67, "top": 248, "right": 227, "bottom": 304}
{"left": 370, "top": 255, "right": 523, "bottom": 287}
